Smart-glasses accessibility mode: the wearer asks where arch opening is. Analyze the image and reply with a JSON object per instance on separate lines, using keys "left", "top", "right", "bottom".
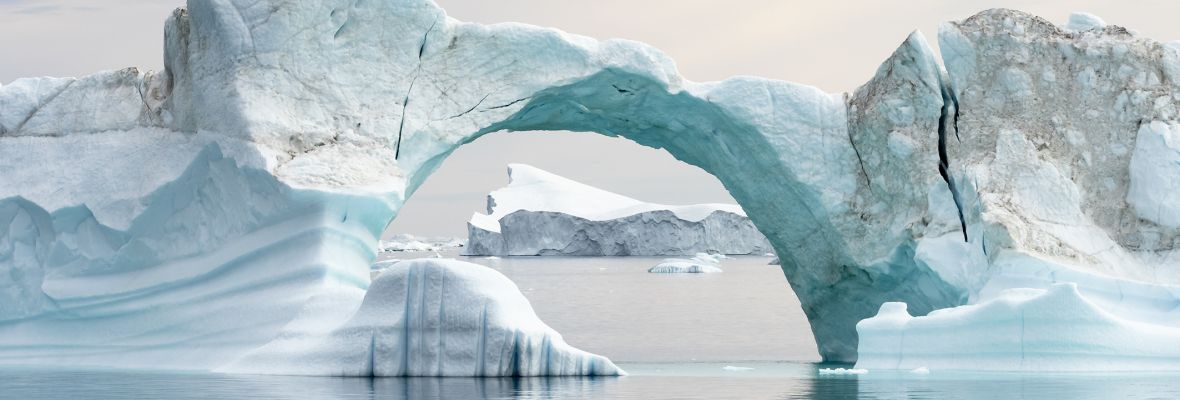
{"left": 381, "top": 128, "right": 821, "bottom": 363}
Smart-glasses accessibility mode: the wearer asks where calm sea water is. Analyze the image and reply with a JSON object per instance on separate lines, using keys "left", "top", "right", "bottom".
{"left": 6, "top": 251, "right": 1180, "bottom": 399}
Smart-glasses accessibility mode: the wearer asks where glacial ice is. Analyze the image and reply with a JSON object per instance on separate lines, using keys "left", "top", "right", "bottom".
{"left": 3, "top": 0, "right": 1180, "bottom": 370}
{"left": 465, "top": 164, "right": 771, "bottom": 256}
{"left": 219, "top": 258, "right": 621, "bottom": 376}
{"left": 856, "top": 283, "right": 1180, "bottom": 372}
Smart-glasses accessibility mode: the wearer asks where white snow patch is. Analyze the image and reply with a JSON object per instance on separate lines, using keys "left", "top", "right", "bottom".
{"left": 482, "top": 164, "right": 747, "bottom": 224}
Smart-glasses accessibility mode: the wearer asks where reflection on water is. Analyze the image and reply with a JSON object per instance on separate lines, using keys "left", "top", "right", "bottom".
{"left": 5, "top": 364, "right": 1180, "bottom": 400}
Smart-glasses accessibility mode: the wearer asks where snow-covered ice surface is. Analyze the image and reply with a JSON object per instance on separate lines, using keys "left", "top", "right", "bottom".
{"left": 219, "top": 258, "right": 621, "bottom": 376}
{"left": 856, "top": 283, "right": 1180, "bottom": 372}
{"left": 4, "top": 0, "right": 1180, "bottom": 371}
{"left": 465, "top": 164, "right": 771, "bottom": 256}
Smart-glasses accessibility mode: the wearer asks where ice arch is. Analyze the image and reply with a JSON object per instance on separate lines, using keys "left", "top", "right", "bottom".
{"left": 159, "top": 0, "right": 964, "bottom": 363}
{"left": 0, "top": 0, "right": 958, "bottom": 365}
{"left": 7, "top": 1, "right": 1177, "bottom": 369}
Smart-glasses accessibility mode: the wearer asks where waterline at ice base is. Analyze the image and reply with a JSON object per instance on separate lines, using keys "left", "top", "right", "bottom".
{"left": 3, "top": 0, "right": 1180, "bottom": 374}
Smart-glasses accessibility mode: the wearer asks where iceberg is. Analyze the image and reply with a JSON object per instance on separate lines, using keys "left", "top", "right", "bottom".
{"left": 648, "top": 254, "right": 725, "bottom": 274}
{"left": 465, "top": 164, "right": 771, "bottom": 256}
{"left": 219, "top": 258, "right": 621, "bottom": 376}
{"left": 2, "top": 0, "right": 1180, "bottom": 369}
{"left": 379, "top": 234, "right": 464, "bottom": 252}
{"left": 856, "top": 283, "right": 1180, "bottom": 372}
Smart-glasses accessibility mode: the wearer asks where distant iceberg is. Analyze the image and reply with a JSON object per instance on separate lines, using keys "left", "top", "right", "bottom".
{"left": 219, "top": 258, "right": 622, "bottom": 376}
{"left": 379, "top": 234, "right": 464, "bottom": 252}
{"left": 648, "top": 252, "right": 727, "bottom": 273}
{"left": 465, "top": 164, "right": 771, "bottom": 256}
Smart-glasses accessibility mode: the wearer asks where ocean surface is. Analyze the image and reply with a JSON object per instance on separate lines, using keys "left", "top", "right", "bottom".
{"left": 6, "top": 250, "right": 1180, "bottom": 399}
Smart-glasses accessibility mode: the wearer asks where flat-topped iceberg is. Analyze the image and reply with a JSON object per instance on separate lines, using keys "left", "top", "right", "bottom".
{"left": 465, "top": 164, "right": 771, "bottom": 256}
{"left": 220, "top": 258, "right": 622, "bottom": 376}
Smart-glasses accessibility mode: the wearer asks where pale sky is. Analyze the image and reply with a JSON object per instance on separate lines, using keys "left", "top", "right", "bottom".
{"left": 5, "top": 1, "right": 1180, "bottom": 237}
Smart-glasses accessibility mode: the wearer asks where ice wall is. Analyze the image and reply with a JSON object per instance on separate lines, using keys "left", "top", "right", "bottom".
{"left": 3, "top": 1, "right": 1180, "bottom": 368}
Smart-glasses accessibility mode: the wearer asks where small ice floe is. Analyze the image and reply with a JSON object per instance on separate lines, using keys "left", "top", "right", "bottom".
{"left": 648, "top": 259, "right": 723, "bottom": 274}
{"left": 818, "top": 368, "right": 868, "bottom": 375}
{"left": 483, "top": 256, "right": 501, "bottom": 260}
{"left": 911, "top": 367, "right": 930, "bottom": 374}
{"left": 432, "top": 252, "right": 443, "bottom": 258}
{"left": 722, "top": 365, "right": 754, "bottom": 372}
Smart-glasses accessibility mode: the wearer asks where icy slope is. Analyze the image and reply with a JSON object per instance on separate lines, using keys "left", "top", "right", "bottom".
{"left": 465, "top": 164, "right": 771, "bottom": 256}
{"left": 4, "top": 1, "right": 1180, "bottom": 368}
{"left": 219, "top": 258, "right": 621, "bottom": 376}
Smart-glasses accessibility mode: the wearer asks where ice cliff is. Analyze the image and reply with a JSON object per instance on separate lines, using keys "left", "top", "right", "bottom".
{"left": 3, "top": 1, "right": 1180, "bottom": 370}
{"left": 465, "top": 164, "right": 771, "bottom": 256}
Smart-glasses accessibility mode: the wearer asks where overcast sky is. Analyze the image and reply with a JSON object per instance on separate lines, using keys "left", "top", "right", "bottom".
{"left": 4, "top": 1, "right": 1180, "bottom": 237}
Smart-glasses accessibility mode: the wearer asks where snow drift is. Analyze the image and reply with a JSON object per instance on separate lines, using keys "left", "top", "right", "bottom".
{"left": 3, "top": 1, "right": 1180, "bottom": 370}
{"left": 465, "top": 164, "right": 771, "bottom": 256}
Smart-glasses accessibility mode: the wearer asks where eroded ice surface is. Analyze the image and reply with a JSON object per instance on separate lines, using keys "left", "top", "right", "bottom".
{"left": 856, "top": 283, "right": 1180, "bottom": 372}
{"left": 220, "top": 258, "right": 621, "bottom": 376}
{"left": 466, "top": 164, "right": 771, "bottom": 256}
